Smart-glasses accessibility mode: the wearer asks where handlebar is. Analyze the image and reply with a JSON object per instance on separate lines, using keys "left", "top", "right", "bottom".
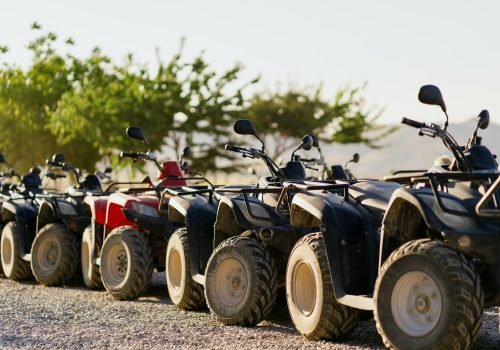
{"left": 225, "top": 144, "right": 247, "bottom": 153}
{"left": 120, "top": 151, "right": 142, "bottom": 158}
{"left": 401, "top": 117, "right": 426, "bottom": 129}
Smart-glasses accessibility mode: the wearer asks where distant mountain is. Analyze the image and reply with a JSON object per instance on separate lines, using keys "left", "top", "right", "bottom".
{"left": 319, "top": 120, "right": 500, "bottom": 178}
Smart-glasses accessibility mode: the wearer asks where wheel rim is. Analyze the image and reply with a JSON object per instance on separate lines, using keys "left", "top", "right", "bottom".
{"left": 214, "top": 257, "right": 248, "bottom": 308}
{"left": 168, "top": 247, "right": 182, "bottom": 291}
{"left": 82, "top": 240, "right": 91, "bottom": 278}
{"left": 104, "top": 242, "right": 129, "bottom": 286}
{"left": 391, "top": 271, "right": 443, "bottom": 337}
{"left": 1, "top": 234, "right": 13, "bottom": 271}
{"left": 291, "top": 261, "right": 316, "bottom": 316}
{"left": 36, "top": 237, "right": 60, "bottom": 273}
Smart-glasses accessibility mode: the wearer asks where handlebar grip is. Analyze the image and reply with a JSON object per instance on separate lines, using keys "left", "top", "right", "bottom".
{"left": 120, "top": 151, "right": 138, "bottom": 158}
{"left": 225, "top": 144, "right": 245, "bottom": 153}
{"left": 401, "top": 117, "right": 426, "bottom": 129}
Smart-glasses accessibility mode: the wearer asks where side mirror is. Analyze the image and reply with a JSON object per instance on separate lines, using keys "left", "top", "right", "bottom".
{"left": 182, "top": 146, "right": 193, "bottom": 159}
{"left": 51, "top": 153, "right": 65, "bottom": 164}
{"left": 311, "top": 135, "right": 320, "bottom": 148}
{"left": 301, "top": 135, "right": 314, "bottom": 151}
{"left": 418, "top": 85, "right": 447, "bottom": 112}
{"left": 477, "top": 110, "right": 490, "bottom": 130}
{"left": 234, "top": 119, "right": 257, "bottom": 136}
{"left": 352, "top": 153, "right": 360, "bottom": 163}
{"left": 104, "top": 166, "right": 113, "bottom": 174}
{"left": 126, "top": 126, "right": 148, "bottom": 144}
{"left": 0, "top": 153, "right": 5, "bottom": 164}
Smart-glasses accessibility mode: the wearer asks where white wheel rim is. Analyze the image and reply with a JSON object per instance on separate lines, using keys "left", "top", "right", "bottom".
{"left": 214, "top": 257, "right": 248, "bottom": 308}
{"left": 391, "top": 271, "right": 443, "bottom": 337}
{"left": 1, "top": 234, "right": 13, "bottom": 271}
{"left": 82, "top": 240, "right": 91, "bottom": 278}
{"left": 104, "top": 242, "right": 128, "bottom": 286}
{"left": 36, "top": 237, "right": 59, "bottom": 273}
{"left": 291, "top": 261, "right": 316, "bottom": 316}
{"left": 168, "top": 247, "right": 183, "bottom": 291}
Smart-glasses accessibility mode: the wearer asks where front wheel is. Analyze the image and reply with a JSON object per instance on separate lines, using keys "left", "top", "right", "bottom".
{"left": 374, "top": 239, "right": 483, "bottom": 350}
{"left": 31, "top": 223, "right": 79, "bottom": 286}
{"left": 100, "top": 226, "right": 153, "bottom": 300}
{"left": 1, "top": 221, "right": 32, "bottom": 281}
{"left": 165, "top": 228, "right": 206, "bottom": 310}
{"left": 286, "top": 232, "right": 360, "bottom": 340}
{"left": 205, "top": 236, "right": 277, "bottom": 326}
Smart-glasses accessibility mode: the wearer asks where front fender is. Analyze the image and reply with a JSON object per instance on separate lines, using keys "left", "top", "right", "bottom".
{"left": 290, "top": 191, "right": 376, "bottom": 296}
{"left": 169, "top": 195, "right": 218, "bottom": 276}
{"left": 2, "top": 200, "right": 38, "bottom": 225}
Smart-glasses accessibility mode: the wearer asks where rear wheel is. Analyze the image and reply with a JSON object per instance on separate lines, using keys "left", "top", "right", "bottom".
{"left": 165, "top": 228, "right": 206, "bottom": 310}
{"left": 1, "top": 221, "right": 32, "bottom": 281}
{"left": 100, "top": 226, "right": 153, "bottom": 300}
{"left": 205, "top": 236, "right": 277, "bottom": 326}
{"left": 31, "top": 223, "right": 79, "bottom": 286}
{"left": 286, "top": 232, "right": 360, "bottom": 340}
{"left": 374, "top": 239, "right": 483, "bottom": 350}
{"left": 81, "top": 225, "right": 102, "bottom": 289}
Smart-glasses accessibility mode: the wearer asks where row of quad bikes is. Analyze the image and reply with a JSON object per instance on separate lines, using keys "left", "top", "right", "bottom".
{"left": 0, "top": 85, "right": 499, "bottom": 350}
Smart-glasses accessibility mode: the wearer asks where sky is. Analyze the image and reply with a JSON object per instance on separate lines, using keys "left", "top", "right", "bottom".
{"left": 1, "top": 0, "right": 500, "bottom": 125}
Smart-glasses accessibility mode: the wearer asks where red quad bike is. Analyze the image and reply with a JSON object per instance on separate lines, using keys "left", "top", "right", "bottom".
{"left": 83, "top": 126, "right": 210, "bottom": 300}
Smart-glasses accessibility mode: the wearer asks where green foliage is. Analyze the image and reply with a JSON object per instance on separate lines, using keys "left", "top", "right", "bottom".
{"left": 0, "top": 24, "right": 392, "bottom": 176}
{"left": 0, "top": 25, "right": 254, "bottom": 173}
{"left": 246, "top": 84, "right": 396, "bottom": 160}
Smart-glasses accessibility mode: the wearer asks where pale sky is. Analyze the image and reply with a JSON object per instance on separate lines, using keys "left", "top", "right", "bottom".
{"left": 1, "top": 0, "right": 500, "bottom": 125}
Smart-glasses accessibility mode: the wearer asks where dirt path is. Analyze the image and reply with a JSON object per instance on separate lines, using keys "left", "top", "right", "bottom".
{"left": 0, "top": 273, "right": 499, "bottom": 349}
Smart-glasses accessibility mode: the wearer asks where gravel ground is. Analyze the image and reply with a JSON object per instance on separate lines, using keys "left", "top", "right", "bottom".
{"left": 0, "top": 273, "right": 499, "bottom": 350}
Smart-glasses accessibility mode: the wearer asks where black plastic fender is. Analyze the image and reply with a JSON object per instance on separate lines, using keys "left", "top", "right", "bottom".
{"left": 381, "top": 187, "right": 500, "bottom": 265}
{"left": 36, "top": 198, "right": 90, "bottom": 234}
{"left": 168, "top": 194, "right": 217, "bottom": 276}
{"left": 289, "top": 191, "right": 378, "bottom": 298}
{"left": 1, "top": 200, "right": 38, "bottom": 255}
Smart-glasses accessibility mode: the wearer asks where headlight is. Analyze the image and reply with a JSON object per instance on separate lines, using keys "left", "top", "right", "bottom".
{"left": 130, "top": 201, "right": 160, "bottom": 218}
{"left": 57, "top": 201, "right": 78, "bottom": 216}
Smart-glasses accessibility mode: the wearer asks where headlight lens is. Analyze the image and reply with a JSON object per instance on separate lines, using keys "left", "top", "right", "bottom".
{"left": 130, "top": 201, "right": 160, "bottom": 218}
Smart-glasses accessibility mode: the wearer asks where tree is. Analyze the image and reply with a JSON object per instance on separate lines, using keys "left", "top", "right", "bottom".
{"left": 246, "top": 84, "right": 396, "bottom": 161}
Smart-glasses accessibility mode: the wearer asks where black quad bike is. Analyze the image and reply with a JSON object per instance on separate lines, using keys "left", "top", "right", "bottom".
{"left": 373, "top": 85, "right": 500, "bottom": 350}
{"left": 0, "top": 164, "right": 56, "bottom": 280}
{"left": 285, "top": 85, "right": 499, "bottom": 350}
{"left": 301, "top": 135, "right": 361, "bottom": 180}
{"left": 164, "top": 119, "right": 352, "bottom": 327}
{"left": 30, "top": 154, "right": 104, "bottom": 286}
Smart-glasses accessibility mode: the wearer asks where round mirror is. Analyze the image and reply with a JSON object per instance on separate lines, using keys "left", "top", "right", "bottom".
{"left": 477, "top": 110, "right": 490, "bottom": 130}
{"left": 302, "top": 135, "right": 314, "bottom": 151}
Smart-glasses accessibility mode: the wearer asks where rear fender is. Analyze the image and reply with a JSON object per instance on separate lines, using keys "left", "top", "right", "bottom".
{"left": 290, "top": 191, "right": 376, "bottom": 296}
{"left": 169, "top": 195, "right": 217, "bottom": 276}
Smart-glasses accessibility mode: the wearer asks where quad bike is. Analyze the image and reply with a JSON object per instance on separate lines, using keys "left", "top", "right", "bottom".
{"left": 27, "top": 153, "right": 105, "bottom": 286}
{"left": 372, "top": 85, "right": 500, "bottom": 350}
{"left": 285, "top": 85, "right": 499, "bottom": 350}
{"left": 0, "top": 163, "right": 59, "bottom": 280}
{"left": 164, "top": 119, "right": 352, "bottom": 327}
{"left": 300, "top": 135, "right": 360, "bottom": 180}
{"left": 83, "top": 126, "right": 210, "bottom": 300}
